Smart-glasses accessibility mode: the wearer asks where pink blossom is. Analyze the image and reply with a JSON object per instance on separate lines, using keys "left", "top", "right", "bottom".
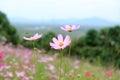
{"left": 23, "top": 76, "right": 29, "bottom": 80}
{"left": 0, "top": 62, "right": 5, "bottom": 67}
{"left": 75, "top": 60, "right": 80, "bottom": 64}
{"left": 39, "top": 56, "right": 54, "bottom": 63}
{"left": 4, "top": 65, "right": 11, "bottom": 69}
{"left": 48, "top": 64, "right": 55, "bottom": 73}
{"left": 6, "top": 72, "right": 13, "bottom": 77}
{"left": 0, "top": 52, "right": 4, "bottom": 59}
{"left": 50, "top": 34, "right": 71, "bottom": 50}
{"left": 106, "top": 69, "right": 113, "bottom": 77}
{"left": 61, "top": 25, "right": 80, "bottom": 32}
{"left": 23, "top": 33, "right": 42, "bottom": 41}
{"left": 16, "top": 71, "right": 25, "bottom": 78}
{"left": 5, "top": 78, "right": 10, "bottom": 80}
{"left": 74, "top": 65, "right": 79, "bottom": 69}
{"left": 85, "top": 72, "right": 94, "bottom": 78}
{"left": 46, "top": 73, "right": 59, "bottom": 80}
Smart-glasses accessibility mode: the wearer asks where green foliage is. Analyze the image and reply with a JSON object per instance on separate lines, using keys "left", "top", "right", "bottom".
{"left": 85, "top": 29, "right": 99, "bottom": 46}
{"left": 0, "top": 11, "right": 20, "bottom": 45}
{"left": 72, "top": 25, "right": 120, "bottom": 68}
{"left": 37, "top": 32, "right": 56, "bottom": 51}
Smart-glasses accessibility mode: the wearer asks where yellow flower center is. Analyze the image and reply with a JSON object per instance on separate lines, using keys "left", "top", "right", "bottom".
{"left": 68, "top": 27, "right": 72, "bottom": 32}
{"left": 59, "top": 42, "right": 64, "bottom": 47}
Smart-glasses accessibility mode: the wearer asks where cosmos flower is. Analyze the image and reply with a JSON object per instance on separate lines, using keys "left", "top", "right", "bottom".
{"left": 48, "top": 64, "right": 55, "bottom": 73}
{"left": 23, "top": 33, "right": 42, "bottom": 41}
{"left": 39, "top": 56, "right": 54, "bottom": 63}
{"left": 6, "top": 72, "right": 13, "bottom": 77}
{"left": 16, "top": 71, "right": 25, "bottom": 78}
{"left": 50, "top": 34, "right": 71, "bottom": 50}
{"left": 60, "top": 25, "right": 80, "bottom": 32}
{"left": 106, "top": 69, "right": 113, "bottom": 77}
{"left": 0, "top": 52, "right": 4, "bottom": 59}
{"left": 85, "top": 72, "right": 94, "bottom": 78}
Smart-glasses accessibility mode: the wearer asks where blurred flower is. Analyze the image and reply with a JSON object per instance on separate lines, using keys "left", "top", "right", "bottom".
{"left": 60, "top": 25, "right": 80, "bottom": 32}
{"left": 39, "top": 56, "right": 54, "bottom": 63}
{"left": 46, "top": 73, "right": 59, "bottom": 80}
{"left": 5, "top": 78, "right": 10, "bottom": 80}
{"left": 85, "top": 72, "right": 94, "bottom": 78}
{"left": 106, "top": 69, "right": 113, "bottom": 77}
{"left": 74, "top": 65, "right": 79, "bottom": 69}
{"left": 50, "top": 34, "right": 71, "bottom": 50}
{"left": 48, "top": 64, "right": 55, "bottom": 73}
{"left": 68, "top": 74, "right": 75, "bottom": 79}
{"left": 77, "top": 73, "right": 81, "bottom": 78}
{"left": 23, "top": 76, "right": 29, "bottom": 80}
{"left": 16, "top": 71, "right": 25, "bottom": 78}
{"left": 0, "top": 52, "right": 4, "bottom": 59}
{"left": 75, "top": 60, "right": 80, "bottom": 64}
{"left": 0, "top": 62, "right": 5, "bottom": 67}
{"left": 6, "top": 72, "right": 13, "bottom": 77}
{"left": 23, "top": 33, "right": 42, "bottom": 41}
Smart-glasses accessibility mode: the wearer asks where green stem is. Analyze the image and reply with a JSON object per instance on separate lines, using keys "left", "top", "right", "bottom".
{"left": 59, "top": 49, "right": 63, "bottom": 80}
{"left": 68, "top": 32, "right": 72, "bottom": 57}
{"left": 32, "top": 41, "right": 37, "bottom": 79}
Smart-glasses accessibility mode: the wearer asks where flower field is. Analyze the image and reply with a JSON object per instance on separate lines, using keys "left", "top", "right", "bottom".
{"left": 0, "top": 42, "right": 120, "bottom": 80}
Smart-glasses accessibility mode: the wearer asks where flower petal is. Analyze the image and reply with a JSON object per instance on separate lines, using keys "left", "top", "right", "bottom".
{"left": 71, "top": 25, "right": 76, "bottom": 30}
{"left": 52, "top": 38, "right": 59, "bottom": 44}
{"left": 57, "top": 34, "right": 63, "bottom": 42}
{"left": 60, "top": 27, "right": 67, "bottom": 31}
{"left": 63, "top": 35, "right": 71, "bottom": 48}
{"left": 23, "top": 37, "right": 32, "bottom": 40}
{"left": 65, "top": 25, "right": 70, "bottom": 29}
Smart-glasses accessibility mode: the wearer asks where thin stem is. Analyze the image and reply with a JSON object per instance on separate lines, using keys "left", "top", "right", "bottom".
{"left": 59, "top": 49, "right": 63, "bottom": 80}
{"left": 68, "top": 32, "right": 72, "bottom": 57}
{"left": 32, "top": 41, "right": 37, "bottom": 79}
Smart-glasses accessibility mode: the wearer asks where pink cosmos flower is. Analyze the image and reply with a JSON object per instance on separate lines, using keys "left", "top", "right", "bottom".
{"left": 23, "top": 33, "right": 42, "bottom": 41}
{"left": 50, "top": 34, "right": 71, "bottom": 50}
{"left": 0, "top": 63, "right": 5, "bottom": 67}
{"left": 106, "top": 69, "right": 113, "bottom": 77}
{"left": 0, "top": 52, "right": 4, "bottom": 59}
{"left": 48, "top": 64, "right": 55, "bottom": 73}
{"left": 85, "top": 72, "right": 94, "bottom": 78}
{"left": 16, "top": 71, "right": 25, "bottom": 78}
{"left": 39, "top": 56, "right": 54, "bottom": 63}
{"left": 60, "top": 25, "right": 80, "bottom": 32}
{"left": 6, "top": 72, "right": 13, "bottom": 77}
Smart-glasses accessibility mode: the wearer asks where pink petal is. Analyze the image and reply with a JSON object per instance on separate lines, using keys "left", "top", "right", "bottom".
{"left": 50, "top": 43, "right": 55, "bottom": 47}
{"left": 71, "top": 25, "right": 76, "bottom": 30}
{"left": 65, "top": 25, "right": 70, "bottom": 29}
{"left": 60, "top": 27, "right": 67, "bottom": 31}
{"left": 64, "top": 35, "right": 71, "bottom": 43}
{"left": 34, "top": 33, "right": 39, "bottom": 37}
{"left": 23, "top": 37, "right": 32, "bottom": 40}
{"left": 52, "top": 38, "right": 59, "bottom": 44}
{"left": 50, "top": 42, "right": 60, "bottom": 50}
{"left": 57, "top": 34, "right": 63, "bottom": 42}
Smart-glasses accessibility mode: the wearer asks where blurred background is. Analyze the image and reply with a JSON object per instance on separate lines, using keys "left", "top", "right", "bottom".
{"left": 0, "top": 0, "right": 120, "bottom": 68}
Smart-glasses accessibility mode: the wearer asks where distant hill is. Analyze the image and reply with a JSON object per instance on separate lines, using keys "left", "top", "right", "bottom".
{"left": 9, "top": 17, "right": 120, "bottom": 27}
{"left": 9, "top": 17, "right": 120, "bottom": 39}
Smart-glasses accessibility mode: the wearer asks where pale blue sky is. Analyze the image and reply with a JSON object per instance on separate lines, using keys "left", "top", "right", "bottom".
{"left": 0, "top": 0, "right": 120, "bottom": 22}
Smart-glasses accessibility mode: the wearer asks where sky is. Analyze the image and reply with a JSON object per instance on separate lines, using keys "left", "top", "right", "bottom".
{"left": 0, "top": 0, "right": 120, "bottom": 22}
